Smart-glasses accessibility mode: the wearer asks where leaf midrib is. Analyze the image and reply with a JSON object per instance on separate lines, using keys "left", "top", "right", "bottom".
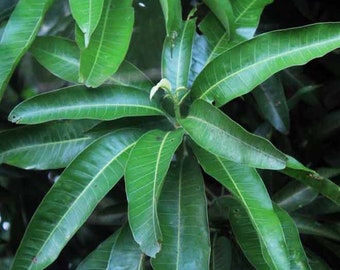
{"left": 33, "top": 47, "right": 79, "bottom": 67}
{"left": 197, "top": 31, "right": 340, "bottom": 100}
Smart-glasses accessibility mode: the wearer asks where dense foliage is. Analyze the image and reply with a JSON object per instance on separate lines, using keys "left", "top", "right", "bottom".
{"left": 1, "top": 0, "right": 340, "bottom": 269}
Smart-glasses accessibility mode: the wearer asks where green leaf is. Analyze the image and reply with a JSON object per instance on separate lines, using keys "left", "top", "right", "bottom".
{"left": 293, "top": 215, "right": 340, "bottom": 241}
{"left": 8, "top": 85, "right": 165, "bottom": 124}
{"left": 107, "top": 60, "right": 154, "bottom": 92}
{"left": 253, "top": 75, "right": 290, "bottom": 134}
{"left": 162, "top": 17, "right": 196, "bottom": 90}
{"left": 69, "top": 0, "right": 104, "bottom": 48}
{"left": 159, "top": 0, "right": 182, "bottom": 36}
{"left": 77, "top": 224, "right": 144, "bottom": 270}
{"left": 180, "top": 100, "right": 286, "bottom": 170}
{"left": 79, "top": 0, "right": 134, "bottom": 87}
{"left": 210, "top": 234, "right": 232, "bottom": 270}
{"left": 0, "top": 120, "right": 97, "bottom": 170}
{"left": 274, "top": 205, "right": 311, "bottom": 270}
{"left": 282, "top": 156, "right": 340, "bottom": 204}
{"left": 125, "top": 129, "right": 184, "bottom": 257}
{"left": 151, "top": 152, "right": 210, "bottom": 270}
{"left": 0, "top": 0, "right": 53, "bottom": 101}
{"left": 10, "top": 128, "right": 143, "bottom": 270}
{"left": 203, "top": 0, "right": 234, "bottom": 33}
{"left": 192, "top": 23, "right": 340, "bottom": 107}
{"left": 192, "top": 145, "right": 290, "bottom": 270}
{"left": 30, "top": 36, "right": 80, "bottom": 83}
{"left": 273, "top": 182, "right": 318, "bottom": 212}
{"left": 230, "top": 0, "right": 273, "bottom": 39}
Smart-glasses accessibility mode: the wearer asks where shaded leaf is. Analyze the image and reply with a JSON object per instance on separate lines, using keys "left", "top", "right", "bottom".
{"left": 80, "top": 0, "right": 134, "bottom": 87}
{"left": 159, "top": 0, "right": 182, "bottom": 36}
{"left": 180, "top": 100, "right": 286, "bottom": 170}
{"left": 125, "top": 129, "right": 184, "bottom": 257}
{"left": 192, "top": 23, "right": 340, "bottom": 107}
{"left": 192, "top": 145, "right": 290, "bottom": 270}
{"left": 211, "top": 234, "right": 232, "bottom": 270}
{"left": 162, "top": 17, "right": 196, "bottom": 90}
{"left": 0, "top": 0, "right": 53, "bottom": 101}
{"left": 77, "top": 224, "right": 144, "bottom": 270}
{"left": 10, "top": 128, "right": 143, "bottom": 270}
{"left": 253, "top": 75, "right": 290, "bottom": 134}
{"left": 69, "top": 0, "right": 104, "bottom": 47}
{"left": 8, "top": 85, "right": 165, "bottom": 124}
{"left": 30, "top": 36, "right": 80, "bottom": 83}
{"left": 0, "top": 120, "right": 97, "bottom": 170}
{"left": 151, "top": 152, "right": 210, "bottom": 270}
{"left": 282, "top": 156, "right": 340, "bottom": 204}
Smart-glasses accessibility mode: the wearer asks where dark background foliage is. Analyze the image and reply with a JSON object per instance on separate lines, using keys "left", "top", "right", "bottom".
{"left": 1, "top": 0, "right": 340, "bottom": 269}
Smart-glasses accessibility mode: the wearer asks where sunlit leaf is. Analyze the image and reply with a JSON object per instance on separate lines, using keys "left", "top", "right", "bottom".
{"left": 10, "top": 128, "right": 143, "bottom": 269}
{"left": 159, "top": 0, "right": 182, "bottom": 36}
{"left": 79, "top": 0, "right": 134, "bottom": 87}
{"left": 30, "top": 36, "right": 80, "bottom": 83}
{"left": 69, "top": 0, "right": 104, "bottom": 48}
{"left": 8, "top": 85, "right": 165, "bottom": 124}
{"left": 151, "top": 152, "right": 210, "bottom": 270}
{"left": 125, "top": 129, "right": 184, "bottom": 257}
{"left": 192, "top": 145, "right": 290, "bottom": 270}
{"left": 192, "top": 23, "right": 340, "bottom": 107}
{"left": 180, "top": 100, "right": 287, "bottom": 169}
{"left": 203, "top": 0, "right": 234, "bottom": 33}
{"left": 0, "top": 120, "right": 97, "bottom": 170}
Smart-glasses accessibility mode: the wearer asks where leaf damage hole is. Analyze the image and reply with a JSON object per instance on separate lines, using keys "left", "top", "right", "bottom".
{"left": 32, "top": 256, "right": 38, "bottom": 263}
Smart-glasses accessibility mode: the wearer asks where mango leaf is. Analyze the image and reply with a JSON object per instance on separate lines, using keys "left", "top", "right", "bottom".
{"left": 151, "top": 152, "right": 210, "bottom": 270}
{"left": 192, "top": 23, "right": 340, "bottom": 107}
{"left": 162, "top": 17, "right": 196, "bottom": 90}
{"left": 282, "top": 156, "right": 340, "bottom": 204}
{"left": 159, "top": 0, "right": 182, "bottom": 36}
{"left": 30, "top": 36, "right": 80, "bottom": 83}
{"left": 77, "top": 224, "right": 144, "bottom": 270}
{"left": 274, "top": 205, "right": 311, "bottom": 270}
{"left": 293, "top": 215, "right": 340, "bottom": 242}
{"left": 125, "top": 129, "right": 184, "bottom": 257}
{"left": 0, "top": 0, "right": 53, "bottom": 101}
{"left": 210, "top": 234, "right": 232, "bottom": 270}
{"left": 10, "top": 128, "right": 143, "bottom": 270}
{"left": 192, "top": 145, "right": 290, "bottom": 270}
{"left": 180, "top": 100, "right": 286, "bottom": 170}
{"left": 273, "top": 182, "right": 318, "bottom": 212}
{"left": 203, "top": 0, "right": 234, "bottom": 33}
{"left": 230, "top": 0, "right": 273, "bottom": 39}
{"left": 253, "top": 75, "right": 290, "bottom": 134}
{"left": 69, "top": 0, "right": 104, "bottom": 48}
{"left": 0, "top": 120, "right": 97, "bottom": 170}
{"left": 79, "top": 0, "right": 134, "bottom": 87}
{"left": 107, "top": 60, "right": 154, "bottom": 92}
{"left": 8, "top": 85, "right": 165, "bottom": 124}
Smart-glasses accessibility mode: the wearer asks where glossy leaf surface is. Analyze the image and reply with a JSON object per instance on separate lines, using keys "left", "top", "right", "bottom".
{"left": 253, "top": 75, "right": 290, "bottom": 134}
{"left": 283, "top": 156, "right": 340, "bottom": 204}
{"left": 80, "top": 0, "right": 134, "bottom": 87}
{"left": 0, "top": 0, "right": 53, "bottom": 101}
{"left": 203, "top": 0, "right": 234, "bottom": 33}
{"left": 230, "top": 0, "right": 273, "bottom": 39}
{"left": 193, "top": 145, "right": 290, "bottom": 270}
{"left": 77, "top": 224, "right": 144, "bottom": 270}
{"left": 0, "top": 120, "right": 97, "bottom": 170}
{"left": 162, "top": 18, "right": 196, "bottom": 90}
{"left": 192, "top": 23, "right": 340, "bottom": 107}
{"left": 9, "top": 85, "right": 164, "bottom": 124}
{"left": 69, "top": 0, "right": 104, "bottom": 47}
{"left": 151, "top": 153, "right": 210, "bottom": 270}
{"left": 11, "top": 128, "right": 143, "bottom": 270}
{"left": 30, "top": 36, "right": 80, "bottom": 83}
{"left": 125, "top": 129, "right": 184, "bottom": 257}
{"left": 180, "top": 100, "right": 286, "bottom": 169}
